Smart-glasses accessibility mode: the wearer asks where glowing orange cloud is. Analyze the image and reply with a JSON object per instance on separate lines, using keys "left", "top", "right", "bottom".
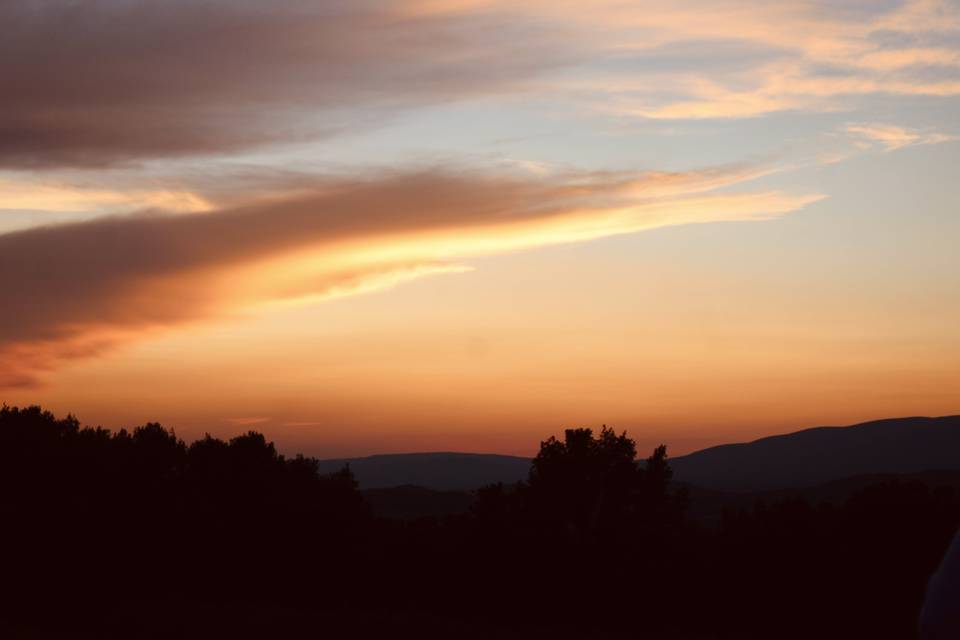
{"left": 0, "top": 166, "right": 822, "bottom": 387}
{"left": 0, "top": 176, "right": 212, "bottom": 215}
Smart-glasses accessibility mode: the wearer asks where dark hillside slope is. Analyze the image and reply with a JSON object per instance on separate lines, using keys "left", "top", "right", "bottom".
{"left": 362, "top": 485, "right": 475, "bottom": 519}
{"left": 670, "top": 415, "right": 960, "bottom": 492}
{"left": 316, "top": 452, "right": 530, "bottom": 490}
{"left": 682, "top": 469, "right": 960, "bottom": 526}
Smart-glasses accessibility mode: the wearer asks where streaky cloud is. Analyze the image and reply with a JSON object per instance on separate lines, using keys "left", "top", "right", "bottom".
{"left": 0, "top": 166, "right": 822, "bottom": 387}
{"left": 845, "top": 122, "right": 958, "bottom": 151}
{"left": 0, "top": 0, "right": 576, "bottom": 168}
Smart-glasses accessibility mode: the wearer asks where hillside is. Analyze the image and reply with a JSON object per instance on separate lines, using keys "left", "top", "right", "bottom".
{"left": 315, "top": 452, "right": 529, "bottom": 491}
{"left": 682, "top": 469, "right": 960, "bottom": 526}
{"left": 362, "top": 485, "right": 476, "bottom": 519}
{"left": 361, "top": 470, "right": 960, "bottom": 522}
{"left": 319, "top": 416, "right": 960, "bottom": 493}
{"left": 670, "top": 415, "right": 960, "bottom": 492}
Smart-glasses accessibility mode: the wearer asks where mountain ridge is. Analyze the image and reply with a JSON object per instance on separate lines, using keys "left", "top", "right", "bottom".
{"left": 317, "top": 415, "right": 960, "bottom": 491}
{"left": 669, "top": 415, "right": 960, "bottom": 492}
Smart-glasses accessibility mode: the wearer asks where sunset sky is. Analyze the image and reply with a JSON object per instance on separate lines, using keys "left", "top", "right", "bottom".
{"left": 2, "top": 0, "right": 959, "bottom": 457}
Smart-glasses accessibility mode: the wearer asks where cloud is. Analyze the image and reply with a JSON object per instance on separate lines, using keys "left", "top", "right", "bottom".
{"left": 845, "top": 123, "right": 958, "bottom": 151}
{"left": 0, "top": 0, "right": 577, "bottom": 168}
{"left": 3, "top": 1, "right": 958, "bottom": 170}
{"left": 524, "top": 0, "right": 960, "bottom": 120}
{"left": 0, "top": 176, "right": 211, "bottom": 215}
{"left": 614, "top": 68, "right": 960, "bottom": 120}
{"left": 857, "top": 48, "right": 960, "bottom": 71}
{"left": 0, "top": 165, "right": 822, "bottom": 387}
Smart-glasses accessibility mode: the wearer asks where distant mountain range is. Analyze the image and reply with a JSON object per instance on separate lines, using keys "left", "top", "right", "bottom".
{"left": 318, "top": 415, "right": 960, "bottom": 492}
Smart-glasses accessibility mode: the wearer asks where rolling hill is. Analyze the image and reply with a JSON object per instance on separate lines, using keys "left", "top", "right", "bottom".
{"left": 317, "top": 415, "right": 960, "bottom": 493}
{"left": 669, "top": 415, "right": 960, "bottom": 492}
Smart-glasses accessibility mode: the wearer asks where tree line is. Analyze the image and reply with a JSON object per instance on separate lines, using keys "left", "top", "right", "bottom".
{"left": 0, "top": 405, "right": 956, "bottom": 639}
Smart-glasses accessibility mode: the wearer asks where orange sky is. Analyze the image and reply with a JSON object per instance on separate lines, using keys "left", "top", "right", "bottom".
{"left": 2, "top": 0, "right": 959, "bottom": 457}
{"left": 8, "top": 203, "right": 959, "bottom": 457}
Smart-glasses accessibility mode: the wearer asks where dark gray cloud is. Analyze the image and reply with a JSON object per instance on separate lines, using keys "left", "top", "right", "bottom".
{"left": 0, "top": 0, "right": 573, "bottom": 168}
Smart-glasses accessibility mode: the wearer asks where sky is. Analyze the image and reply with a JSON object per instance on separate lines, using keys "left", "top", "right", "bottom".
{"left": 2, "top": 0, "right": 959, "bottom": 457}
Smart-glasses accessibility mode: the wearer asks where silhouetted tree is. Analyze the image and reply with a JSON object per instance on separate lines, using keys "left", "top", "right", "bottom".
{"left": 524, "top": 426, "right": 678, "bottom": 541}
{"left": 1, "top": 405, "right": 957, "bottom": 639}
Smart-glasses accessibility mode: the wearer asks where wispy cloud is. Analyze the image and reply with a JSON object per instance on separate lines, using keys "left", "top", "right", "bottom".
{"left": 845, "top": 123, "right": 958, "bottom": 151}
{"left": 536, "top": 0, "right": 960, "bottom": 120}
{"left": 0, "top": 176, "right": 211, "bottom": 215}
{"left": 0, "top": 165, "right": 822, "bottom": 387}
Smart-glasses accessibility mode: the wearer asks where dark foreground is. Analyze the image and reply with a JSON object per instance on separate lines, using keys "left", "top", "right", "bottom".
{"left": 1, "top": 406, "right": 956, "bottom": 639}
